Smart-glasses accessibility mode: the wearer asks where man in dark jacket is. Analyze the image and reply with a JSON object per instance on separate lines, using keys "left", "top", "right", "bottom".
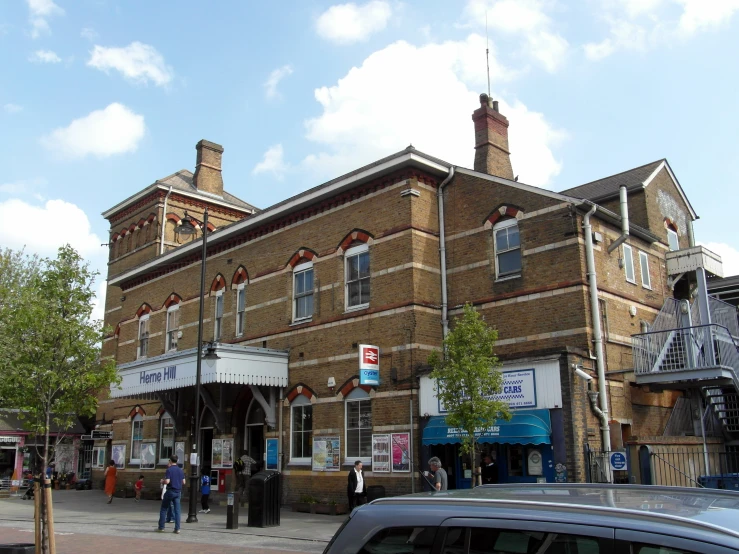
{"left": 347, "top": 460, "right": 367, "bottom": 509}
{"left": 481, "top": 454, "right": 499, "bottom": 484}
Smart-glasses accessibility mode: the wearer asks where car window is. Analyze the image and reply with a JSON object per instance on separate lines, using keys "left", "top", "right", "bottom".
{"left": 359, "top": 527, "right": 437, "bottom": 554}
{"left": 442, "top": 527, "right": 603, "bottom": 554}
{"left": 632, "top": 545, "right": 700, "bottom": 554}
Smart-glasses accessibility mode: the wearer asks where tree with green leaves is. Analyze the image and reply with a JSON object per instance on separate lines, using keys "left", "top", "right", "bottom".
{"left": 0, "top": 245, "right": 119, "bottom": 552}
{"left": 428, "top": 304, "right": 511, "bottom": 486}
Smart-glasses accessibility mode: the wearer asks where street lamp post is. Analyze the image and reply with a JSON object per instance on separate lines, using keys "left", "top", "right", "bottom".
{"left": 174, "top": 208, "right": 208, "bottom": 524}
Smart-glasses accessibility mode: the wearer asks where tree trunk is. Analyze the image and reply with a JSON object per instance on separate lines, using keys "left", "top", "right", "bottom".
{"left": 41, "top": 410, "right": 56, "bottom": 554}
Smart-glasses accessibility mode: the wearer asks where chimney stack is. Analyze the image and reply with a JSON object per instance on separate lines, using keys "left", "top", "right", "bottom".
{"left": 193, "top": 139, "right": 224, "bottom": 196}
{"left": 472, "top": 93, "right": 513, "bottom": 179}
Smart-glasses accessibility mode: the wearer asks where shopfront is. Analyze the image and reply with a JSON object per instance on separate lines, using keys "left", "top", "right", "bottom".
{"left": 0, "top": 435, "right": 22, "bottom": 479}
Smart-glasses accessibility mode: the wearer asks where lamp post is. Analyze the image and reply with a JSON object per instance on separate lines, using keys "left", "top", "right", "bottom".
{"left": 174, "top": 208, "right": 208, "bottom": 524}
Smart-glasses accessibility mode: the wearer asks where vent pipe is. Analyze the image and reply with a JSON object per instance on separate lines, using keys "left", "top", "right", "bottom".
{"left": 607, "top": 185, "right": 629, "bottom": 253}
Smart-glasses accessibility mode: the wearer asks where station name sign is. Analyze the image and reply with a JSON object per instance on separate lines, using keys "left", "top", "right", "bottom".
{"left": 139, "top": 365, "right": 177, "bottom": 385}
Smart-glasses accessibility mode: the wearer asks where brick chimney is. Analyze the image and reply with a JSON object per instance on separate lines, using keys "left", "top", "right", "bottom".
{"left": 193, "top": 139, "right": 224, "bottom": 196}
{"left": 472, "top": 93, "right": 513, "bottom": 179}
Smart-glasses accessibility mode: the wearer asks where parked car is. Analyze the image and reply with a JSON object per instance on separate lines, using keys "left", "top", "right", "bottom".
{"left": 323, "top": 483, "right": 739, "bottom": 554}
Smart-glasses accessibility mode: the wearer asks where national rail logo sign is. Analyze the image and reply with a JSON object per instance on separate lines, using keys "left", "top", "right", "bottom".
{"left": 359, "top": 344, "right": 380, "bottom": 385}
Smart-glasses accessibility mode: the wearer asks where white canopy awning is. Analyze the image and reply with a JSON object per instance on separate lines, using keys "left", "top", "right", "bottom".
{"left": 110, "top": 344, "right": 289, "bottom": 398}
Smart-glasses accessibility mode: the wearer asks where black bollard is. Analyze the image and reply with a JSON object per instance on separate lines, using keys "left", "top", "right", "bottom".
{"left": 226, "top": 492, "right": 239, "bottom": 529}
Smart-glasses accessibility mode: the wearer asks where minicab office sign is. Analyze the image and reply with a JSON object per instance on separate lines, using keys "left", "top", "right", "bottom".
{"left": 359, "top": 344, "right": 380, "bottom": 385}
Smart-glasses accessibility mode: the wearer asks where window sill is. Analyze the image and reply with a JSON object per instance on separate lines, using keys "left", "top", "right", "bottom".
{"left": 641, "top": 285, "right": 652, "bottom": 290}
{"left": 290, "top": 318, "right": 313, "bottom": 327}
{"left": 287, "top": 460, "right": 312, "bottom": 466}
{"left": 626, "top": 279, "right": 637, "bottom": 286}
{"left": 495, "top": 274, "right": 521, "bottom": 283}
{"left": 344, "top": 303, "right": 369, "bottom": 314}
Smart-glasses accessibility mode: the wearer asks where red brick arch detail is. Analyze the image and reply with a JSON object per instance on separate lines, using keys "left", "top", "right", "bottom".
{"left": 210, "top": 273, "right": 226, "bottom": 292}
{"left": 119, "top": 228, "right": 128, "bottom": 238}
{"left": 128, "top": 405, "right": 146, "bottom": 418}
{"left": 287, "top": 248, "right": 317, "bottom": 268}
{"left": 337, "top": 229, "right": 373, "bottom": 253}
{"left": 111, "top": 232, "right": 120, "bottom": 242}
{"left": 285, "top": 384, "right": 317, "bottom": 403}
{"left": 485, "top": 205, "right": 525, "bottom": 227}
{"left": 113, "top": 323, "right": 121, "bottom": 338}
{"left": 136, "top": 303, "right": 152, "bottom": 318}
{"left": 146, "top": 213, "right": 156, "bottom": 224}
{"left": 231, "top": 266, "right": 249, "bottom": 286}
{"left": 338, "top": 377, "right": 372, "bottom": 398}
{"left": 163, "top": 293, "right": 182, "bottom": 309}
{"left": 664, "top": 217, "right": 679, "bottom": 232}
{"left": 136, "top": 218, "right": 146, "bottom": 229}
{"left": 128, "top": 224, "right": 137, "bottom": 233}
{"left": 166, "top": 212, "right": 182, "bottom": 224}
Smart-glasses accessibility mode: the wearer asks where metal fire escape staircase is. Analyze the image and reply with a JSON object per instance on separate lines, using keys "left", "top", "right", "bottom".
{"left": 632, "top": 246, "right": 739, "bottom": 442}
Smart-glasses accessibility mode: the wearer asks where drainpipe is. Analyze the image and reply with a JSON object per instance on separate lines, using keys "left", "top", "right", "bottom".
{"left": 278, "top": 387, "right": 283, "bottom": 473}
{"left": 160, "top": 186, "right": 174, "bottom": 255}
{"left": 582, "top": 203, "right": 612, "bottom": 456}
{"left": 437, "top": 166, "right": 455, "bottom": 338}
{"left": 687, "top": 220, "right": 696, "bottom": 247}
{"left": 607, "top": 185, "right": 629, "bottom": 254}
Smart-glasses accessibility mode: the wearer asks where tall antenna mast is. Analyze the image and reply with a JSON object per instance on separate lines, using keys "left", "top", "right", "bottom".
{"left": 485, "top": 13, "right": 491, "bottom": 97}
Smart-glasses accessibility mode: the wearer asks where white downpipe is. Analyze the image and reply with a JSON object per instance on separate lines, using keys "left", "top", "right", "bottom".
{"left": 278, "top": 387, "right": 283, "bottom": 473}
{"left": 582, "top": 203, "right": 612, "bottom": 457}
{"left": 437, "top": 166, "right": 455, "bottom": 338}
{"left": 607, "top": 185, "right": 629, "bottom": 253}
{"left": 160, "top": 186, "right": 174, "bottom": 255}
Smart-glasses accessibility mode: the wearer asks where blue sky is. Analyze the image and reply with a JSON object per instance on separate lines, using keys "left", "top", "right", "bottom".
{"left": 1, "top": 0, "right": 738, "bottom": 319}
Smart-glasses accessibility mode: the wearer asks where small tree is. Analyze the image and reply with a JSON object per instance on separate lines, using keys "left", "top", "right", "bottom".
{"left": 0, "top": 245, "right": 119, "bottom": 553}
{"left": 428, "top": 304, "right": 511, "bottom": 486}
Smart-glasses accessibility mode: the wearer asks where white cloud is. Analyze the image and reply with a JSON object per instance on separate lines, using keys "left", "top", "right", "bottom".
{"left": 80, "top": 27, "right": 98, "bottom": 41}
{"left": 87, "top": 42, "right": 174, "bottom": 87}
{"left": 26, "top": 0, "right": 64, "bottom": 39}
{"left": 316, "top": 1, "right": 392, "bottom": 44}
{"left": 264, "top": 65, "right": 294, "bottom": 100}
{"left": 462, "top": 0, "right": 569, "bottom": 72}
{"left": 584, "top": 18, "right": 648, "bottom": 60}
{"left": 301, "top": 36, "right": 564, "bottom": 187}
{"left": 252, "top": 144, "right": 289, "bottom": 180}
{"left": 677, "top": 0, "right": 739, "bottom": 35}
{"left": 703, "top": 242, "right": 739, "bottom": 277}
{"left": 40, "top": 103, "right": 146, "bottom": 159}
{"left": 3, "top": 103, "right": 23, "bottom": 114}
{"left": 29, "top": 49, "right": 62, "bottom": 63}
{"left": 0, "top": 178, "right": 46, "bottom": 195}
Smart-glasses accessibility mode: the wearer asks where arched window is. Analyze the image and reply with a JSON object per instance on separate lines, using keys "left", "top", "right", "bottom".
{"left": 293, "top": 260, "right": 314, "bottom": 322}
{"left": 493, "top": 218, "right": 521, "bottom": 279}
{"left": 159, "top": 413, "right": 175, "bottom": 463}
{"left": 131, "top": 413, "right": 144, "bottom": 463}
{"left": 290, "top": 395, "right": 313, "bottom": 462}
{"left": 236, "top": 283, "right": 246, "bottom": 336}
{"left": 345, "top": 387, "right": 372, "bottom": 461}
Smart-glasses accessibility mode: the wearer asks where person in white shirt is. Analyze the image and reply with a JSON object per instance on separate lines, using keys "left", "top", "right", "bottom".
{"left": 347, "top": 460, "right": 367, "bottom": 509}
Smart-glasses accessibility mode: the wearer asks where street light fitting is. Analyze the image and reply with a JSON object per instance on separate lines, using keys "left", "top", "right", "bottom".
{"left": 174, "top": 212, "right": 199, "bottom": 236}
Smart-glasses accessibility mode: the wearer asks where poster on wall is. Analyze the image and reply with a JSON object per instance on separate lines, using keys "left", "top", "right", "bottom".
{"left": 140, "top": 443, "right": 156, "bottom": 470}
{"left": 175, "top": 442, "right": 185, "bottom": 468}
{"left": 391, "top": 433, "right": 410, "bottom": 472}
{"left": 111, "top": 445, "right": 126, "bottom": 470}
{"left": 312, "top": 436, "right": 341, "bottom": 472}
{"left": 211, "top": 439, "right": 234, "bottom": 468}
{"left": 372, "top": 434, "right": 390, "bottom": 472}
{"left": 266, "top": 438, "right": 279, "bottom": 470}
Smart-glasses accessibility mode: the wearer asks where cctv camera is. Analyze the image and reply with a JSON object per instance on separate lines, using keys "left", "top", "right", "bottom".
{"left": 574, "top": 367, "right": 593, "bottom": 381}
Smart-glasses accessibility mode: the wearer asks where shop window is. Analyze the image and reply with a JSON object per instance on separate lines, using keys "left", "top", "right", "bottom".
{"left": 493, "top": 218, "right": 522, "bottom": 279}
{"left": 159, "top": 414, "right": 174, "bottom": 463}
{"left": 137, "top": 315, "right": 149, "bottom": 359}
{"left": 507, "top": 445, "right": 525, "bottom": 476}
{"left": 236, "top": 283, "right": 246, "bottom": 336}
{"left": 293, "top": 261, "right": 314, "bottom": 322}
{"left": 345, "top": 244, "right": 370, "bottom": 310}
{"left": 290, "top": 395, "right": 313, "bottom": 462}
{"left": 165, "top": 306, "right": 179, "bottom": 352}
{"left": 345, "top": 388, "right": 372, "bottom": 460}
{"left": 131, "top": 414, "right": 144, "bottom": 463}
{"left": 214, "top": 291, "right": 224, "bottom": 341}
{"left": 623, "top": 244, "right": 636, "bottom": 284}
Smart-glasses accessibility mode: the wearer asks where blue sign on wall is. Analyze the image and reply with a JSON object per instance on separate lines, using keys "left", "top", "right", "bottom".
{"left": 609, "top": 451, "right": 627, "bottom": 471}
{"left": 266, "top": 438, "right": 278, "bottom": 470}
{"left": 360, "top": 369, "right": 380, "bottom": 386}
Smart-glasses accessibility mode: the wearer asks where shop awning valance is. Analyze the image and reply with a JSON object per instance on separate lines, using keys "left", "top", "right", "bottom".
{"left": 110, "top": 344, "right": 289, "bottom": 398}
{"left": 422, "top": 409, "right": 552, "bottom": 446}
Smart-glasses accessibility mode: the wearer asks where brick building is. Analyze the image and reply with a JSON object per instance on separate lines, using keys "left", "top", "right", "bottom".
{"left": 94, "top": 94, "right": 726, "bottom": 501}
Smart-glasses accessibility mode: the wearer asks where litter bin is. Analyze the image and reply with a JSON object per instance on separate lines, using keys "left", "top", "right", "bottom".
{"left": 367, "top": 485, "right": 385, "bottom": 503}
{"left": 247, "top": 470, "right": 281, "bottom": 527}
{"left": 699, "top": 474, "right": 739, "bottom": 491}
{"left": 0, "top": 545, "right": 35, "bottom": 554}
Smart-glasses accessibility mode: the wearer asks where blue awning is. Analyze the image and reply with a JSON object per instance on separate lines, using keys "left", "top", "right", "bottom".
{"left": 422, "top": 409, "right": 552, "bottom": 446}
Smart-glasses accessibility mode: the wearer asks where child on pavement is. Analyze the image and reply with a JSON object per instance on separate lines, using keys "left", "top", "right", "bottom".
{"left": 134, "top": 474, "right": 144, "bottom": 502}
{"left": 199, "top": 468, "right": 211, "bottom": 513}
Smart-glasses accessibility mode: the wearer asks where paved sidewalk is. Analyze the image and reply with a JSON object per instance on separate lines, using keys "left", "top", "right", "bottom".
{"left": 0, "top": 490, "right": 345, "bottom": 553}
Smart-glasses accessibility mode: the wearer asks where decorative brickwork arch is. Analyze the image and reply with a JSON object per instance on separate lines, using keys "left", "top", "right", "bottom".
{"left": 483, "top": 204, "right": 525, "bottom": 229}
{"left": 128, "top": 405, "right": 146, "bottom": 418}
{"left": 166, "top": 212, "right": 182, "bottom": 225}
{"left": 146, "top": 213, "right": 156, "bottom": 224}
{"left": 163, "top": 293, "right": 182, "bottom": 309}
{"left": 136, "top": 303, "right": 152, "bottom": 318}
{"left": 285, "top": 383, "right": 318, "bottom": 403}
{"left": 337, "top": 377, "right": 372, "bottom": 399}
{"left": 664, "top": 217, "right": 679, "bottom": 233}
{"left": 136, "top": 218, "right": 146, "bottom": 230}
{"left": 113, "top": 323, "right": 121, "bottom": 338}
{"left": 336, "top": 229, "right": 374, "bottom": 254}
{"left": 231, "top": 265, "right": 249, "bottom": 286}
{"left": 286, "top": 248, "right": 318, "bottom": 269}
{"left": 210, "top": 273, "right": 226, "bottom": 293}
{"left": 111, "top": 232, "right": 120, "bottom": 242}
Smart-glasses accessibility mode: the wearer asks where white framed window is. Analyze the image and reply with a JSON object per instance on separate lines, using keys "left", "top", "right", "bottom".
{"left": 639, "top": 251, "right": 651, "bottom": 289}
{"left": 137, "top": 315, "right": 149, "bottom": 359}
{"left": 345, "top": 244, "right": 370, "bottom": 310}
{"left": 165, "top": 306, "right": 179, "bottom": 352}
{"left": 293, "top": 261, "right": 314, "bottom": 322}
{"left": 214, "top": 290, "right": 224, "bottom": 341}
{"left": 493, "top": 218, "right": 522, "bottom": 279}
{"left": 159, "top": 414, "right": 174, "bottom": 463}
{"left": 667, "top": 228, "right": 679, "bottom": 251}
{"left": 345, "top": 388, "right": 372, "bottom": 461}
{"left": 290, "top": 395, "right": 313, "bottom": 462}
{"left": 92, "top": 447, "right": 106, "bottom": 469}
{"left": 236, "top": 284, "right": 246, "bottom": 336}
{"left": 623, "top": 244, "right": 636, "bottom": 283}
{"left": 130, "top": 414, "right": 144, "bottom": 463}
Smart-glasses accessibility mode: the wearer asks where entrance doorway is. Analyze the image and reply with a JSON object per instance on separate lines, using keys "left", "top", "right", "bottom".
{"left": 244, "top": 400, "right": 265, "bottom": 471}
{"left": 201, "top": 428, "right": 213, "bottom": 470}
{"left": 0, "top": 447, "right": 17, "bottom": 478}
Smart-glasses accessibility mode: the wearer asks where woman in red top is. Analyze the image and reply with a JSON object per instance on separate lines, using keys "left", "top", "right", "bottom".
{"left": 104, "top": 460, "right": 117, "bottom": 504}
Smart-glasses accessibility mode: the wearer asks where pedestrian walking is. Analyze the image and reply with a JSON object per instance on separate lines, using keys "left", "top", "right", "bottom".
{"left": 480, "top": 454, "right": 498, "bottom": 485}
{"left": 134, "top": 474, "right": 144, "bottom": 502}
{"left": 234, "top": 454, "right": 256, "bottom": 502}
{"left": 199, "top": 468, "right": 211, "bottom": 513}
{"left": 104, "top": 460, "right": 117, "bottom": 503}
{"left": 424, "top": 457, "right": 448, "bottom": 491}
{"left": 347, "top": 460, "right": 367, "bottom": 509}
{"left": 158, "top": 455, "right": 186, "bottom": 534}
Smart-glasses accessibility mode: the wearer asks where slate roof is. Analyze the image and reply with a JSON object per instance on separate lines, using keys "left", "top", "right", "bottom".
{"left": 156, "top": 170, "right": 259, "bottom": 213}
{"left": 560, "top": 160, "right": 664, "bottom": 200}
{"left": 0, "top": 410, "right": 86, "bottom": 435}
